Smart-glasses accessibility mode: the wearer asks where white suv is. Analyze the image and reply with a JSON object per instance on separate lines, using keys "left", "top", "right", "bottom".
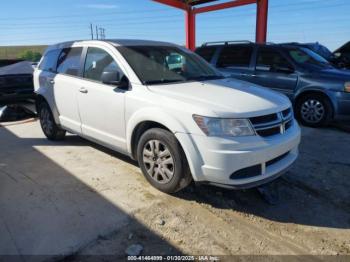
{"left": 34, "top": 40, "right": 301, "bottom": 193}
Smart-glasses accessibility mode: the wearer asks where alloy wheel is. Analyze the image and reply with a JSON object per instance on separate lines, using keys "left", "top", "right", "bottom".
{"left": 142, "top": 140, "right": 175, "bottom": 184}
{"left": 301, "top": 99, "right": 325, "bottom": 124}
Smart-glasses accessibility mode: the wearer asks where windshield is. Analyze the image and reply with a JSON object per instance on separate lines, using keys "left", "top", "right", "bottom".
{"left": 117, "top": 45, "right": 224, "bottom": 85}
{"left": 307, "top": 44, "right": 333, "bottom": 59}
{"left": 287, "top": 47, "right": 331, "bottom": 68}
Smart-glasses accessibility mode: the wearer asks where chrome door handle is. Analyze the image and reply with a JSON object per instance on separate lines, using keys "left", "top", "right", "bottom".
{"left": 240, "top": 73, "right": 257, "bottom": 77}
{"left": 48, "top": 79, "right": 55, "bottom": 84}
{"left": 79, "top": 87, "right": 88, "bottom": 94}
{"left": 239, "top": 73, "right": 249, "bottom": 77}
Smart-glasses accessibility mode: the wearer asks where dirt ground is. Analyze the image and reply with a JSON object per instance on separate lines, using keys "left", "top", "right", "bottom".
{"left": 0, "top": 119, "right": 349, "bottom": 261}
{"left": 76, "top": 124, "right": 350, "bottom": 260}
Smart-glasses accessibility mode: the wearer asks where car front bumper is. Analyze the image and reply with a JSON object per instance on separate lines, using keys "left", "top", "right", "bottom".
{"left": 332, "top": 91, "right": 350, "bottom": 121}
{"left": 176, "top": 120, "right": 301, "bottom": 189}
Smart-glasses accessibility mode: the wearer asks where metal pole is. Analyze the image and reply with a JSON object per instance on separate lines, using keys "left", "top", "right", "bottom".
{"left": 256, "top": 0, "right": 268, "bottom": 43}
{"left": 185, "top": 9, "right": 196, "bottom": 50}
{"left": 90, "top": 23, "right": 94, "bottom": 40}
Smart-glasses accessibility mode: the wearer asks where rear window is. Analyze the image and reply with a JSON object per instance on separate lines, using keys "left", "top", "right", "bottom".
{"left": 195, "top": 47, "right": 216, "bottom": 62}
{"left": 217, "top": 45, "right": 253, "bottom": 68}
{"left": 39, "top": 50, "right": 60, "bottom": 72}
{"left": 57, "top": 47, "right": 83, "bottom": 76}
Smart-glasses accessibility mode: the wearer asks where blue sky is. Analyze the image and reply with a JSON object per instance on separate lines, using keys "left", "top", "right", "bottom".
{"left": 0, "top": 0, "right": 349, "bottom": 50}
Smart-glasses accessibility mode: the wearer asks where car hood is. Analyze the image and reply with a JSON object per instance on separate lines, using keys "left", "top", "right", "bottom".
{"left": 147, "top": 78, "right": 291, "bottom": 118}
{"left": 316, "top": 68, "right": 350, "bottom": 80}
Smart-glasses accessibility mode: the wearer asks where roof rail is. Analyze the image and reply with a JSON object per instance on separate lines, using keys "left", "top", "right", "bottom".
{"left": 202, "top": 40, "right": 253, "bottom": 46}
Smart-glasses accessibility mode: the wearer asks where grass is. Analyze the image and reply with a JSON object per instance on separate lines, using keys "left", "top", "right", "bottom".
{"left": 0, "top": 45, "right": 47, "bottom": 59}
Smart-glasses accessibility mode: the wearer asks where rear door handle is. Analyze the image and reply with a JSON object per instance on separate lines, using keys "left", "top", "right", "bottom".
{"left": 240, "top": 73, "right": 256, "bottom": 77}
{"left": 48, "top": 78, "right": 55, "bottom": 84}
{"left": 79, "top": 87, "right": 88, "bottom": 94}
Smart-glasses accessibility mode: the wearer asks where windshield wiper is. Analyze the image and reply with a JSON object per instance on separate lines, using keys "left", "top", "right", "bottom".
{"left": 188, "top": 75, "right": 225, "bottom": 81}
{"left": 144, "top": 79, "right": 184, "bottom": 85}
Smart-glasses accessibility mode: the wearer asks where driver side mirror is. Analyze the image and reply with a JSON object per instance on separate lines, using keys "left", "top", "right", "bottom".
{"left": 101, "top": 71, "right": 121, "bottom": 86}
{"left": 101, "top": 71, "right": 129, "bottom": 90}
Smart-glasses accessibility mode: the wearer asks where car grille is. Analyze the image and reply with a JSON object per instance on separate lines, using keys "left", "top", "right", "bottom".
{"left": 230, "top": 151, "right": 291, "bottom": 180}
{"left": 250, "top": 108, "right": 293, "bottom": 137}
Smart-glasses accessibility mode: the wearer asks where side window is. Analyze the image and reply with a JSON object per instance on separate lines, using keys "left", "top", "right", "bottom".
{"left": 57, "top": 47, "right": 83, "bottom": 76}
{"left": 83, "top": 47, "right": 124, "bottom": 83}
{"left": 39, "top": 49, "right": 60, "bottom": 72}
{"left": 195, "top": 47, "right": 216, "bottom": 62}
{"left": 256, "top": 48, "right": 293, "bottom": 71}
{"left": 217, "top": 45, "right": 253, "bottom": 68}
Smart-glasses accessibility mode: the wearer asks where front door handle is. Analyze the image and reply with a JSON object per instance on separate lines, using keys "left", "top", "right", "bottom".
{"left": 79, "top": 87, "right": 88, "bottom": 94}
{"left": 48, "top": 78, "right": 55, "bottom": 84}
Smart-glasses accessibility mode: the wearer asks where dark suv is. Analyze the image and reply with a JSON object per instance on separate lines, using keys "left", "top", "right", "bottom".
{"left": 196, "top": 41, "right": 350, "bottom": 127}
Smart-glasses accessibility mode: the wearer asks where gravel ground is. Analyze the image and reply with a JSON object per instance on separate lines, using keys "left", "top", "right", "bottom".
{"left": 74, "top": 124, "right": 350, "bottom": 260}
{"left": 1, "top": 120, "right": 349, "bottom": 261}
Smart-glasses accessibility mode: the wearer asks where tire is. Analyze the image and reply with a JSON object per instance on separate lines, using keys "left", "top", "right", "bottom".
{"left": 295, "top": 94, "right": 333, "bottom": 127}
{"left": 137, "top": 128, "right": 192, "bottom": 193}
{"left": 38, "top": 101, "right": 66, "bottom": 141}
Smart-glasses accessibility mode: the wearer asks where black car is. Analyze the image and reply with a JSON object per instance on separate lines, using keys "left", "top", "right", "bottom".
{"left": 195, "top": 41, "right": 350, "bottom": 127}
{"left": 0, "top": 60, "right": 35, "bottom": 105}
{"left": 334, "top": 41, "right": 350, "bottom": 68}
{"left": 282, "top": 42, "right": 350, "bottom": 69}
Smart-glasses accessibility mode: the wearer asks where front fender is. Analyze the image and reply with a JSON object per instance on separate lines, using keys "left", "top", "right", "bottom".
{"left": 294, "top": 86, "right": 338, "bottom": 112}
{"left": 126, "top": 107, "right": 189, "bottom": 154}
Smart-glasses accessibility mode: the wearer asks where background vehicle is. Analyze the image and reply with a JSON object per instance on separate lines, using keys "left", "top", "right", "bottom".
{"left": 0, "top": 60, "right": 35, "bottom": 105}
{"left": 34, "top": 40, "right": 300, "bottom": 193}
{"left": 196, "top": 41, "right": 350, "bottom": 127}
{"left": 334, "top": 41, "right": 350, "bottom": 69}
{"left": 282, "top": 42, "right": 350, "bottom": 69}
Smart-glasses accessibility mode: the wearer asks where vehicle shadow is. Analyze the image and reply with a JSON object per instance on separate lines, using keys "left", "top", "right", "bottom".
{"left": 61, "top": 125, "right": 350, "bottom": 231}
{"left": 0, "top": 127, "right": 181, "bottom": 259}
{"left": 82, "top": 128, "right": 350, "bottom": 230}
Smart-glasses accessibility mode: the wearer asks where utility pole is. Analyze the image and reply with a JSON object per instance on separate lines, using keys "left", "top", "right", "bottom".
{"left": 90, "top": 23, "right": 94, "bottom": 40}
{"left": 90, "top": 24, "right": 106, "bottom": 40}
{"left": 99, "top": 28, "right": 103, "bottom": 40}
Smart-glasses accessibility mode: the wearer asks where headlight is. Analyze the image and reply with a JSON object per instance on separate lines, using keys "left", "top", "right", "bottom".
{"left": 193, "top": 115, "right": 255, "bottom": 137}
{"left": 345, "top": 82, "right": 350, "bottom": 92}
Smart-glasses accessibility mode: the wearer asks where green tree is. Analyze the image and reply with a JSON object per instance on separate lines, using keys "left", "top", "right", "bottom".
{"left": 19, "top": 50, "right": 42, "bottom": 62}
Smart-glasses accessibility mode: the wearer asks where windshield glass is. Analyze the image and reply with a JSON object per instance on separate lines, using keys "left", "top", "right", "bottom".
{"left": 308, "top": 44, "right": 333, "bottom": 59}
{"left": 117, "top": 45, "right": 223, "bottom": 85}
{"left": 287, "top": 47, "right": 331, "bottom": 68}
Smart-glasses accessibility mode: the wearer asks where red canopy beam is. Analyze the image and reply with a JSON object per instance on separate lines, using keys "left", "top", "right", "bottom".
{"left": 193, "top": 0, "right": 256, "bottom": 14}
{"left": 152, "top": 0, "right": 269, "bottom": 50}
{"left": 153, "top": 0, "right": 188, "bottom": 10}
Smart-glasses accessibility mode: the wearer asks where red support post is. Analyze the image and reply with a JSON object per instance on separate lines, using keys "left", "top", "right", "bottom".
{"left": 186, "top": 9, "right": 196, "bottom": 51}
{"left": 256, "top": 0, "right": 268, "bottom": 43}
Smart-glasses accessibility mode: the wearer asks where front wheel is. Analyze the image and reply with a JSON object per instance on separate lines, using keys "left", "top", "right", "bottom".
{"left": 137, "top": 128, "right": 192, "bottom": 193}
{"left": 38, "top": 101, "right": 66, "bottom": 141}
{"left": 295, "top": 94, "right": 333, "bottom": 127}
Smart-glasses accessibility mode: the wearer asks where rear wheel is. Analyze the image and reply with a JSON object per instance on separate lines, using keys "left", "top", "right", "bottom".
{"left": 296, "top": 94, "right": 333, "bottom": 127}
{"left": 38, "top": 101, "right": 66, "bottom": 140}
{"left": 137, "top": 128, "right": 192, "bottom": 193}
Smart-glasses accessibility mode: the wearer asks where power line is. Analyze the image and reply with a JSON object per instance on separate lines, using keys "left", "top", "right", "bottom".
{"left": 0, "top": 1, "right": 348, "bottom": 28}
